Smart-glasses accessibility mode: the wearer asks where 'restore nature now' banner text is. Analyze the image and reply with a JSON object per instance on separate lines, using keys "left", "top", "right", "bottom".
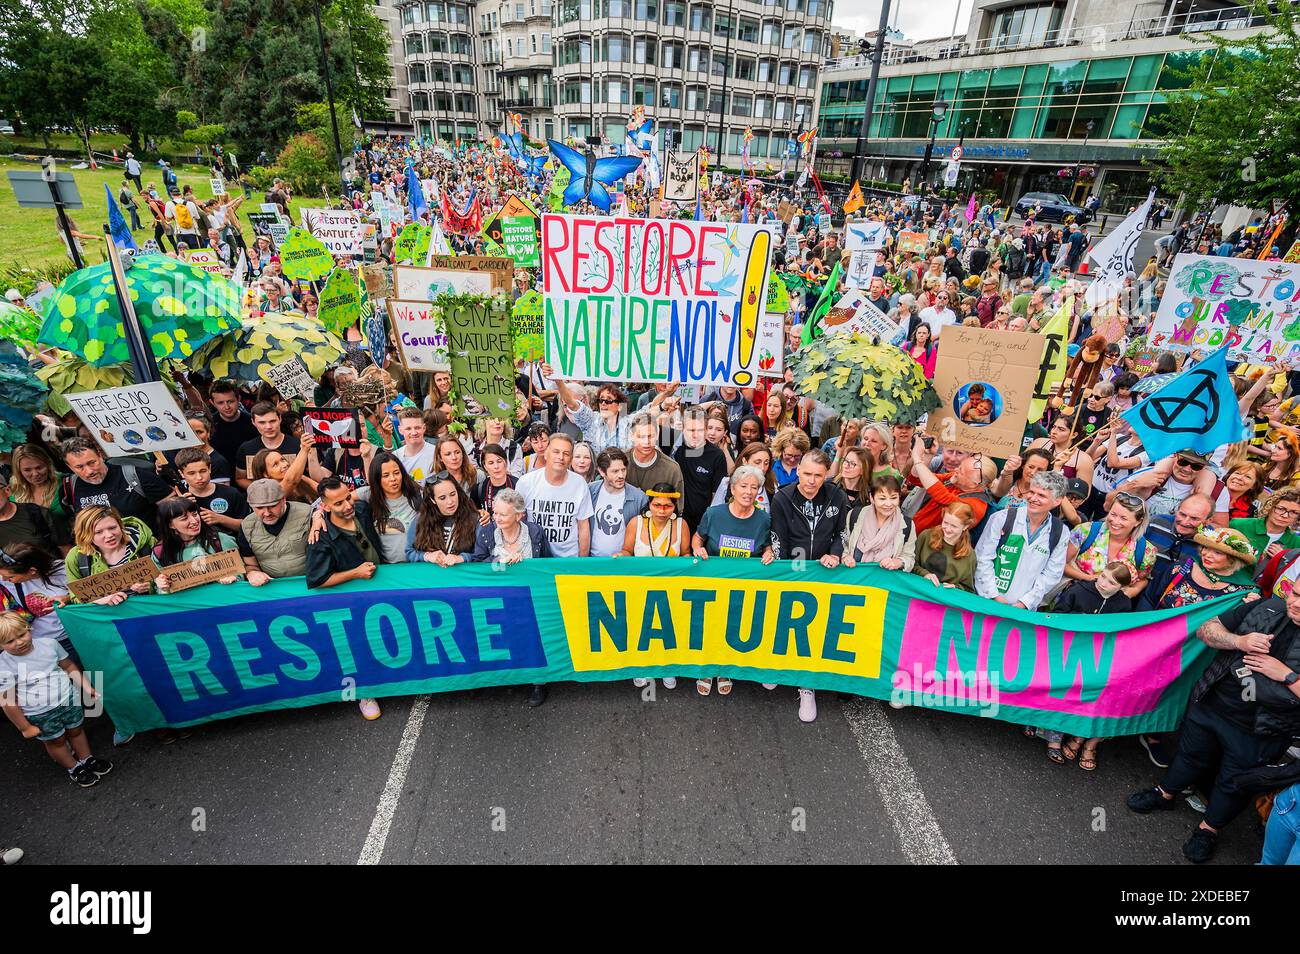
{"left": 59, "top": 559, "right": 1233, "bottom": 736}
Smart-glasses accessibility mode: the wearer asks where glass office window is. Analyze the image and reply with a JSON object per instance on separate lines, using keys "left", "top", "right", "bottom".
{"left": 1127, "top": 54, "right": 1162, "bottom": 91}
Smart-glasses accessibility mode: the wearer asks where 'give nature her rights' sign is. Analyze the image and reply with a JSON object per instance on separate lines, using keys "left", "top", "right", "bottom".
{"left": 541, "top": 214, "right": 774, "bottom": 387}
{"left": 60, "top": 560, "right": 1229, "bottom": 737}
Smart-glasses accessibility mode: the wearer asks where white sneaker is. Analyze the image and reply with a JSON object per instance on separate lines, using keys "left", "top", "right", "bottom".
{"left": 797, "top": 688, "right": 817, "bottom": 723}
{"left": 661, "top": 677, "right": 677, "bottom": 689}
{"left": 761, "top": 683, "right": 777, "bottom": 690}
{"left": 633, "top": 677, "right": 649, "bottom": 688}
{"left": 2, "top": 846, "right": 23, "bottom": 865}
{"left": 359, "top": 698, "right": 381, "bottom": 720}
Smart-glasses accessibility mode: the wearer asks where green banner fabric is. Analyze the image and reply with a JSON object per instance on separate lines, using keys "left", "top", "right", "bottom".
{"left": 59, "top": 559, "right": 1231, "bottom": 737}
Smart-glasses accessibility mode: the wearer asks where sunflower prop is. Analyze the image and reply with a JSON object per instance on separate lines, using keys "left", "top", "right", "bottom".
{"left": 192, "top": 312, "right": 345, "bottom": 385}
{"left": 788, "top": 334, "right": 939, "bottom": 424}
{"left": 37, "top": 253, "right": 241, "bottom": 366}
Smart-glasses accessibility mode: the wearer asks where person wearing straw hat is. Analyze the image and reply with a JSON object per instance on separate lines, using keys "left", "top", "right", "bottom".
{"left": 1142, "top": 525, "right": 1258, "bottom": 612}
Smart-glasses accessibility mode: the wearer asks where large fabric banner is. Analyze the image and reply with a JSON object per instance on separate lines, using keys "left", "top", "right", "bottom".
{"left": 540, "top": 214, "right": 774, "bottom": 387}
{"left": 1150, "top": 254, "right": 1300, "bottom": 363}
{"left": 60, "top": 560, "right": 1229, "bottom": 737}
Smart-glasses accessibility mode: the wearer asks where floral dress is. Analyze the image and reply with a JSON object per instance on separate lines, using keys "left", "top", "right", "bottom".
{"left": 1068, "top": 521, "right": 1156, "bottom": 582}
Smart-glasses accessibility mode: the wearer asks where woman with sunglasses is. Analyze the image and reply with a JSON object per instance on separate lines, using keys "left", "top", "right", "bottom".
{"left": 1229, "top": 486, "right": 1300, "bottom": 562}
{"left": 1062, "top": 493, "right": 1153, "bottom": 600}
{"left": 406, "top": 472, "right": 480, "bottom": 566}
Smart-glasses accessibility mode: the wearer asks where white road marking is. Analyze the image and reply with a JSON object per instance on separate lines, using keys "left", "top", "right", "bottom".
{"left": 357, "top": 695, "right": 431, "bottom": 865}
{"left": 841, "top": 698, "right": 958, "bottom": 865}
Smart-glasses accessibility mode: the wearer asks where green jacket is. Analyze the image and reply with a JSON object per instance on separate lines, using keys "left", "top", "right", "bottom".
{"left": 65, "top": 516, "right": 157, "bottom": 600}
{"left": 1228, "top": 517, "right": 1300, "bottom": 561}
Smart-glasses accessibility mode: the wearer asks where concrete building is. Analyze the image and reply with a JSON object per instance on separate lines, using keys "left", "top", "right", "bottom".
{"left": 389, "top": 0, "right": 836, "bottom": 165}
{"left": 815, "top": 0, "right": 1267, "bottom": 212}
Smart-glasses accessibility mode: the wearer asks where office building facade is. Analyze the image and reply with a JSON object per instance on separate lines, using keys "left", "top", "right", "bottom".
{"left": 815, "top": 0, "right": 1267, "bottom": 212}
{"left": 390, "top": 0, "right": 835, "bottom": 165}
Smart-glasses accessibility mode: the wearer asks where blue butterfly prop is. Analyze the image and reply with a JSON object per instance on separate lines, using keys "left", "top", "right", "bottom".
{"left": 547, "top": 139, "right": 642, "bottom": 213}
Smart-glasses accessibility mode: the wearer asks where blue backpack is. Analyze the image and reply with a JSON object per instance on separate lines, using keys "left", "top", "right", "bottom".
{"left": 1077, "top": 520, "right": 1147, "bottom": 567}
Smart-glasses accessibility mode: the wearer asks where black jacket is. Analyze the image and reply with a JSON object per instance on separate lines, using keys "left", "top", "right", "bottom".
{"left": 305, "top": 501, "right": 386, "bottom": 588}
{"left": 769, "top": 481, "right": 848, "bottom": 561}
{"left": 1052, "top": 578, "right": 1133, "bottom": 614}
{"left": 1192, "top": 597, "right": 1300, "bottom": 738}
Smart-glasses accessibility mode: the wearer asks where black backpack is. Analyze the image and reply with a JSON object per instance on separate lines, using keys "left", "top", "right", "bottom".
{"left": 996, "top": 506, "right": 1066, "bottom": 555}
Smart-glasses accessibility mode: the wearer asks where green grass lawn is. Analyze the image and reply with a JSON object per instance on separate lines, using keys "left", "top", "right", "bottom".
{"left": 0, "top": 155, "right": 327, "bottom": 270}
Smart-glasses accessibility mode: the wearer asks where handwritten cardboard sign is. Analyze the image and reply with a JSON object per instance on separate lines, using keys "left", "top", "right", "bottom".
{"left": 156, "top": 549, "right": 243, "bottom": 594}
{"left": 263, "top": 358, "right": 316, "bottom": 400}
{"left": 927, "top": 326, "right": 1046, "bottom": 458}
{"left": 67, "top": 556, "right": 157, "bottom": 602}
{"left": 65, "top": 382, "right": 199, "bottom": 457}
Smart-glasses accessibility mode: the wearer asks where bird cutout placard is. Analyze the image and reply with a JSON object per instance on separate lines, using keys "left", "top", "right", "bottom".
{"left": 302, "top": 407, "right": 362, "bottom": 450}
{"left": 927, "top": 326, "right": 1046, "bottom": 459}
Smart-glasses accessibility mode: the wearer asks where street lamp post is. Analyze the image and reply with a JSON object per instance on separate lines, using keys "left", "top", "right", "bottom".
{"left": 848, "top": 0, "right": 894, "bottom": 186}
{"left": 1070, "top": 119, "right": 1096, "bottom": 200}
{"left": 918, "top": 98, "right": 949, "bottom": 191}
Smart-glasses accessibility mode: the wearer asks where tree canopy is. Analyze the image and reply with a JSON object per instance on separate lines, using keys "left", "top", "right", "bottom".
{"left": 1153, "top": 0, "right": 1300, "bottom": 214}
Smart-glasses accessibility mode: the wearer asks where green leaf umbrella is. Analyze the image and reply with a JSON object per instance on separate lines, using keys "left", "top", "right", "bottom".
{"left": 0, "top": 301, "right": 42, "bottom": 352}
{"left": 192, "top": 311, "right": 346, "bottom": 385}
{"left": 37, "top": 253, "right": 242, "bottom": 367}
{"left": 35, "top": 351, "right": 181, "bottom": 417}
{"left": 787, "top": 334, "right": 939, "bottom": 425}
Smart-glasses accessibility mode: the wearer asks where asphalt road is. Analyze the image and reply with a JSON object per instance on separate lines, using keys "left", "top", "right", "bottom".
{"left": 1, "top": 681, "right": 1265, "bottom": 865}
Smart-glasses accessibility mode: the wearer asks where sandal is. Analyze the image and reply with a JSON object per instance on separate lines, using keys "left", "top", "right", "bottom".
{"left": 717, "top": 677, "right": 732, "bottom": 696}
{"left": 1046, "top": 744, "right": 1065, "bottom": 764}
{"left": 1062, "top": 736, "right": 1084, "bottom": 761}
{"left": 696, "top": 678, "right": 712, "bottom": 696}
{"left": 1078, "top": 743, "right": 1099, "bottom": 772}
{"left": 1023, "top": 725, "right": 1038, "bottom": 738}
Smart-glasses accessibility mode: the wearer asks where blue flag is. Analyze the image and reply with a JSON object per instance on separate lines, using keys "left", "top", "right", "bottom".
{"left": 405, "top": 164, "right": 428, "bottom": 221}
{"left": 1120, "top": 345, "right": 1245, "bottom": 463}
{"left": 104, "top": 183, "right": 137, "bottom": 252}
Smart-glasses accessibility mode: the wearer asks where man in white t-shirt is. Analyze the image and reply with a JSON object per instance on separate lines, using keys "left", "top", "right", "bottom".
{"left": 1111, "top": 449, "right": 1229, "bottom": 523}
{"left": 917, "top": 290, "right": 958, "bottom": 339}
{"left": 588, "top": 447, "right": 648, "bottom": 558}
{"left": 394, "top": 408, "right": 438, "bottom": 486}
{"left": 515, "top": 433, "right": 593, "bottom": 558}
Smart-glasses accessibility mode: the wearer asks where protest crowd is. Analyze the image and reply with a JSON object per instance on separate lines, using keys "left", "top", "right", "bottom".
{"left": 2, "top": 127, "right": 1299, "bottom": 869}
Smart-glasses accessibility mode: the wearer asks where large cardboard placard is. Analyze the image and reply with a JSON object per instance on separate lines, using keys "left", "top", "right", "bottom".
{"left": 263, "top": 358, "right": 316, "bottom": 400}
{"left": 927, "top": 326, "right": 1046, "bottom": 458}
{"left": 157, "top": 549, "right": 243, "bottom": 594}
{"left": 444, "top": 298, "right": 515, "bottom": 418}
{"left": 540, "top": 213, "right": 774, "bottom": 387}
{"left": 302, "top": 208, "right": 362, "bottom": 257}
{"left": 386, "top": 298, "right": 450, "bottom": 370}
{"left": 1149, "top": 254, "right": 1300, "bottom": 363}
{"left": 65, "top": 382, "right": 199, "bottom": 457}
{"left": 67, "top": 556, "right": 158, "bottom": 602}
{"left": 392, "top": 257, "right": 512, "bottom": 300}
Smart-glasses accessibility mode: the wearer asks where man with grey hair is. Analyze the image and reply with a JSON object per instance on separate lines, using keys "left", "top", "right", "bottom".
{"left": 974, "top": 470, "right": 1069, "bottom": 610}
